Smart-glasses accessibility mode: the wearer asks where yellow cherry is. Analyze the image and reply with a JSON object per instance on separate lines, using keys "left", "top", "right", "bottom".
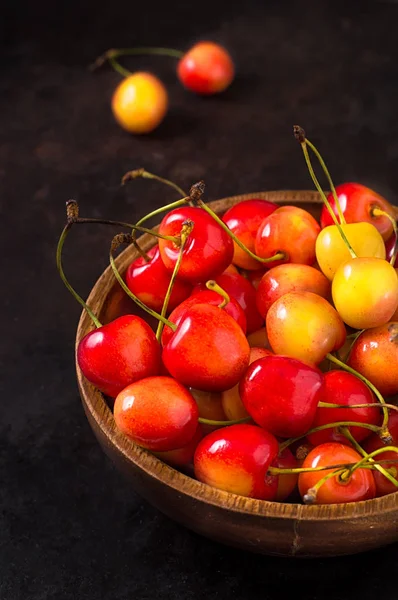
{"left": 316, "top": 222, "right": 386, "bottom": 281}
{"left": 332, "top": 257, "right": 398, "bottom": 329}
{"left": 111, "top": 72, "right": 168, "bottom": 134}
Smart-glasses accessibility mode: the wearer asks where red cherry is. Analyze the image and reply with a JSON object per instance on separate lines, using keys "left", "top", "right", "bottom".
{"left": 240, "top": 355, "right": 323, "bottom": 438}
{"left": 221, "top": 199, "right": 278, "bottom": 269}
{"left": 125, "top": 245, "right": 192, "bottom": 313}
{"left": 363, "top": 411, "right": 398, "bottom": 497}
{"left": 162, "top": 303, "right": 250, "bottom": 392}
{"left": 113, "top": 376, "right": 199, "bottom": 452}
{"left": 307, "top": 371, "right": 380, "bottom": 446}
{"left": 320, "top": 183, "right": 395, "bottom": 241}
{"left": 77, "top": 315, "right": 161, "bottom": 398}
{"left": 385, "top": 234, "right": 397, "bottom": 267}
{"left": 177, "top": 41, "right": 234, "bottom": 95}
{"left": 158, "top": 207, "right": 234, "bottom": 283}
{"left": 363, "top": 411, "right": 398, "bottom": 453}
{"left": 255, "top": 206, "right": 320, "bottom": 267}
{"left": 161, "top": 288, "right": 247, "bottom": 346}
{"left": 272, "top": 447, "right": 299, "bottom": 502}
{"left": 298, "top": 443, "right": 376, "bottom": 504}
{"left": 194, "top": 424, "right": 279, "bottom": 499}
{"left": 154, "top": 424, "right": 204, "bottom": 470}
{"left": 193, "top": 271, "right": 263, "bottom": 334}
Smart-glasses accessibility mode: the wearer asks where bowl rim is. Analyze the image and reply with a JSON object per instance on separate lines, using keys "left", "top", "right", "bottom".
{"left": 76, "top": 189, "right": 398, "bottom": 521}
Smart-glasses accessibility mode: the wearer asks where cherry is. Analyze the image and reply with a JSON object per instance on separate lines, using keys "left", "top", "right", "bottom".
{"left": 154, "top": 424, "right": 204, "bottom": 471}
{"left": 111, "top": 72, "right": 168, "bottom": 134}
{"left": 161, "top": 287, "right": 246, "bottom": 346}
{"left": 177, "top": 41, "right": 234, "bottom": 95}
{"left": 193, "top": 270, "right": 263, "bottom": 334}
{"left": 189, "top": 388, "right": 227, "bottom": 434}
{"left": 348, "top": 322, "right": 398, "bottom": 397}
{"left": 162, "top": 303, "right": 250, "bottom": 392}
{"left": 244, "top": 268, "right": 267, "bottom": 289}
{"left": 266, "top": 291, "right": 346, "bottom": 366}
{"left": 221, "top": 347, "right": 272, "bottom": 421}
{"left": 125, "top": 244, "right": 192, "bottom": 313}
{"left": 363, "top": 412, "right": 398, "bottom": 497}
{"left": 114, "top": 376, "right": 199, "bottom": 451}
{"left": 194, "top": 424, "right": 279, "bottom": 499}
{"left": 240, "top": 355, "right": 324, "bottom": 438}
{"left": 256, "top": 263, "right": 330, "bottom": 319}
{"left": 158, "top": 207, "right": 234, "bottom": 283}
{"left": 298, "top": 443, "right": 376, "bottom": 504}
{"left": 246, "top": 326, "right": 272, "bottom": 349}
{"left": 271, "top": 447, "right": 299, "bottom": 502}
{"left": 307, "top": 371, "right": 380, "bottom": 446}
{"left": 255, "top": 206, "right": 320, "bottom": 267}
{"left": 320, "top": 183, "right": 396, "bottom": 241}
{"left": 221, "top": 199, "right": 278, "bottom": 269}
{"left": 386, "top": 234, "right": 398, "bottom": 267}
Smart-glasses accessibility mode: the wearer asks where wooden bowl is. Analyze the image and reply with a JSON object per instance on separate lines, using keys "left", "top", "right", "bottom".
{"left": 76, "top": 190, "right": 398, "bottom": 558}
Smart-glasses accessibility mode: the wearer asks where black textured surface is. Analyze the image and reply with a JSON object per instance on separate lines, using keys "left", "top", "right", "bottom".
{"left": 2, "top": 1, "right": 398, "bottom": 598}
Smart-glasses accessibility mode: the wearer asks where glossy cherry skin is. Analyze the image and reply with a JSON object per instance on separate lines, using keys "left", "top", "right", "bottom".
{"left": 254, "top": 206, "right": 320, "bottom": 267}
{"left": 193, "top": 271, "right": 263, "bottom": 334}
{"left": 321, "top": 183, "right": 395, "bottom": 241}
{"left": 177, "top": 41, "right": 234, "bottom": 95}
{"left": 113, "top": 376, "right": 199, "bottom": 452}
{"left": 298, "top": 443, "right": 376, "bottom": 504}
{"left": 162, "top": 304, "right": 250, "bottom": 392}
{"left": 194, "top": 424, "right": 279, "bottom": 499}
{"left": 385, "top": 235, "right": 397, "bottom": 267}
{"left": 256, "top": 264, "right": 330, "bottom": 319}
{"left": 245, "top": 268, "right": 267, "bottom": 289}
{"left": 266, "top": 291, "right": 346, "bottom": 366}
{"left": 240, "top": 355, "right": 324, "bottom": 438}
{"left": 348, "top": 322, "right": 398, "bottom": 397}
{"left": 221, "top": 347, "right": 272, "bottom": 421}
{"left": 363, "top": 412, "right": 398, "bottom": 497}
{"left": 158, "top": 207, "right": 234, "bottom": 283}
{"left": 273, "top": 447, "right": 299, "bottom": 502}
{"left": 332, "top": 258, "right": 398, "bottom": 329}
{"left": 161, "top": 289, "right": 246, "bottom": 346}
{"left": 77, "top": 315, "right": 161, "bottom": 398}
{"left": 307, "top": 370, "right": 380, "bottom": 446}
{"left": 221, "top": 199, "right": 278, "bottom": 269}
{"left": 154, "top": 424, "right": 203, "bottom": 471}
{"left": 125, "top": 245, "right": 192, "bottom": 313}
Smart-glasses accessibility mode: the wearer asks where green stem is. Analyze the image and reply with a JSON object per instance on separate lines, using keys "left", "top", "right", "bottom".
{"left": 56, "top": 224, "right": 102, "bottom": 328}
{"left": 268, "top": 461, "right": 366, "bottom": 476}
{"left": 318, "top": 402, "right": 398, "bottom": 412}
{"left": 109, "top": 56, "right": 131, "bottom": 78}
{"left": 346, "top": 444, "right": 398, "bottom": 489}
{"left": 122, "top": 168, "right": 187, "bottom": 198}
{"left": 198, "top": 416, "right": 251, "bottom": 426}
{"left": 133, "top": 198, "right": 189, "bottom": 241}
{"left": 371, "top": 207, "right": 398, "bottom": 266}
{"left": 303, "top": 468, "right": 348, "bottom": 504}
{"left": 305, "top": 138, "right": 346, "bottom": 225}
{"left": 326, "top": 352, "right": 390, "bottom": 436}
{"left": 197, "top": 199, "right": 286, "bottom": 265}
{"left": 91, "top": 47, "right": 185, "bottom": 77}
{"left": 338, "top": 329, "right": 364, "bottom": 363}
{"left": 205, "top": 280, "right": 230, "bottom": 308}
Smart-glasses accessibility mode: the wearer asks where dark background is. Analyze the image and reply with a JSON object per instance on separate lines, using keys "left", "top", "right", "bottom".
{"left": 2, "top": 0, "right": 398, "bottom": 598}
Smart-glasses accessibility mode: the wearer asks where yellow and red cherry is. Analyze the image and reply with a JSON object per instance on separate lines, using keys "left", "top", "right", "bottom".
{"left": 240, "top": 355, "right": 324, "bottom": 438}
{"left": 125, "top": 244, "right": 192, "bottom": 313}
{"left": 320, "top": 183, "right": 395, "bottom": 241}
{"left": 194, "top": 424, "right": 279, "bottom": 499}
{"left": 77, "top": 315, "right": 161, "bottom": 398}
{"left": 221, "top": 347, "right": 272, "bottom": 421}
{"left": 154, "top": 424, "right": 204, "bottom": 471}
{"left": 113, "top": 376, "right": 199, "bottom": 452}
{"left": 307, "top": 370, "right": 380, "bottom": 446}
{"left": 161, "top": 288, "right": 246, "bottom": 346}
{"left": 255, "top": 206, "right": 320, "bottom": 267}
{"left": 348, "top": 322, "right": 398, "bottom": 397}
{"left": 177, "top": 41, "right": 234, "bottom": 95}
{"left": 332, "top": 258, "right": 398, "bottom": 329}
{"left": 158, "top": 207, "right": 234, "bottom": 283}
{"left": 298, "top": 443, "right": 376, "bottom": 504}
{"left": 193, "top": 270, "right": 263, "bottom": 333}
{"left": 316, "top": 222, "right": 386, "bottom": 281}
{"left": 111, "top": 72, "right": 168, "bottom": 134}
{"left": 189, "top": 388, "right": 227, "bottom": 434}
{"left": 363, "top": 412, "right": 398, "bottom": 497}
{"left": 256, "top": 263, "right": 330, "bottom": 319}
{"left": 266, "top": 291, "right": 346, "bottom": 365}
{"left": 162, "top": 303, "right": 250, "bottom": 392}
{"left": 221, "top": 199, "right": 277, "bottom": 269}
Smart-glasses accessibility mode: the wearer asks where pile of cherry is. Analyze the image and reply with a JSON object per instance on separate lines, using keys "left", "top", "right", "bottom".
{"left": 58, "top": 129, "right": 398, "bottom": 505}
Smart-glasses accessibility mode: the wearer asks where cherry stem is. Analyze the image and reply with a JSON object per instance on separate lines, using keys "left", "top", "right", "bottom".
{"left": 293, "top": 126, "right": 357, "bottom": 259}
{"left": 56, "top": 202, "right": 102, "bottom": 328}
{"left": 345, "top": 444, "right": 398, "bottom": 488}
{"left": 326, "top": 352, "right": 390, "bottom": 438}
{"left": 305, "top": 138, "right": 346, "bottom": 225}
{"left": 90, "top": 47, "right": 184, "bottom": 76}
{"left": 155, "top": 220, "right": 194, "bottom": 342}
{"left": 337, "top": 329, "right": 364, "bottom": 363}
{"left": 318, "top": 401, "right": 398, "bottom": 412}
{"left": 269, "top": 462, "right": 361, "bottom": 476}
{"left": 279, "top": 420, "right": 383, "bottom": 453}
{"left": 205, "top": 280, "right": 230, "bottom": 308}
{"left": 303, "top": 469, "right": 348, "bottom": 505}
{"left": 122, "top": 168, "right": 187, "bottom": 199}
{"left": 198, "top": 416, "right": 251, "bottom": 426}
{"left": 371, "top": 207, "right": 398, "bottom": 265}
{"left": 340, "top": 427, "right": 398, "bottom": 489}
{"left": 109, "top": 234, "right": 176, "bottom": 331}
